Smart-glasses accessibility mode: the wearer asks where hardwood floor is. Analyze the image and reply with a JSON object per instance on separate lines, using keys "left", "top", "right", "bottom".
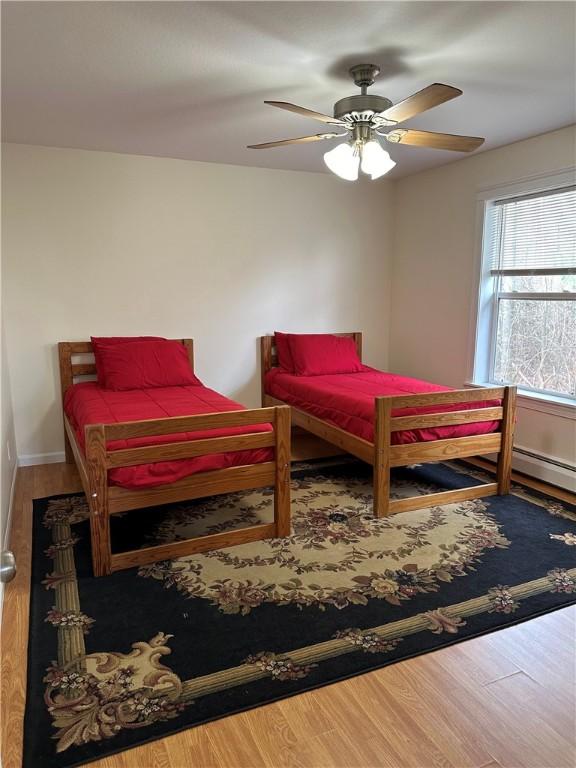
{"left": 1, "top": 459, "right": 575, "bottom": 768}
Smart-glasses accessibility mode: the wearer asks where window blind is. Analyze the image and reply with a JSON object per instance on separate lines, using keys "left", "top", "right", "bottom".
{"left": 488, "top": 184, "right": 576, "bottom": 274}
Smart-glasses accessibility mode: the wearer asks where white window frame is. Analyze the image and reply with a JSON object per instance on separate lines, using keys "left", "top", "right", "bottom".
{"left": 468, "top": 168, "right": 576, "bottom": 420}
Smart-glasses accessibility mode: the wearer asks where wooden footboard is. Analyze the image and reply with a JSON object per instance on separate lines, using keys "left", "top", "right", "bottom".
{"left": 373, "top": 386, "right": 516, "bottom": 517}
{"left": 59, "top": 340, "right": 291, "bottom": 576}
{"left": 260, "top": 334, "right": 516, "bottom": 518}
{"left": 79, "top": 406, "right": 290, "bottom": 576}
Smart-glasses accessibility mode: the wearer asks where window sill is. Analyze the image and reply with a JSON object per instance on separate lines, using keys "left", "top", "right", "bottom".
{"left": 465, "top": 382, "right": 576, "bottom": 420}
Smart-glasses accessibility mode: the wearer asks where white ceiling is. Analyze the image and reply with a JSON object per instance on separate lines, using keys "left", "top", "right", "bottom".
{"left": 2, "top": 1, "right": 575, "bottom": 179}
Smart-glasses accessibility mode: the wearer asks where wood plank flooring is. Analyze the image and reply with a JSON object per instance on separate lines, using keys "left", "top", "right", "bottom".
{"left": 1, "top": 458, "right": 574, "bottom": 768}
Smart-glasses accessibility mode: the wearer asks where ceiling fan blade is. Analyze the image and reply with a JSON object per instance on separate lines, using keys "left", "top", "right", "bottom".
{"left": 380, "top": 84, "right": 462, "bottom": 124}
{"left": 247, "top": 133, "right": 343, "bottom": 149}
{"left": 385, "top": 129, "right": 485, "bottom": 152}
{"left": 265, "top": 101, "right": 345, "bottom": 126}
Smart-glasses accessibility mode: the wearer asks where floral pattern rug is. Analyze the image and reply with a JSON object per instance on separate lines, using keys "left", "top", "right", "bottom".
{"left": 23, "top": 460, "right": 576, "bottom": 768}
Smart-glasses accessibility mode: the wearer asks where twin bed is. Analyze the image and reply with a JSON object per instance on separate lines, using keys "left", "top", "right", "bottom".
{"left": 261, "top": 333, "right": 515, "bottom": 518}
{"left": 59, "top": 333, "right": 516, "bottom": 577}
{"left": 59, "top": 339, "right": 291, "bottom": 577}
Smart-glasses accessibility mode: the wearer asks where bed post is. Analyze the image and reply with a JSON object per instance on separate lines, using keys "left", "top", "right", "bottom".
{"left": 85, "top": 424, "right": 112, "bottom": 577}
{"left": 374, "top": 397, "right": 392, "bottom": 518}
{"left": 58, "top": 342, "right": 75, "bottom": 464}
{"left": 352, "top": 332, "right": 363, "bottom": 362}
{"left": 182, "top": 338, "right": 194, "bottom": 371}
{"left": 496, "top": 385, "right": 516, "bottom": 495}
{"left": 274, "top": 405, "right": 292, "bottom": 536}
{"left": 261, "top": 336, "right": 273, "bottom": 406}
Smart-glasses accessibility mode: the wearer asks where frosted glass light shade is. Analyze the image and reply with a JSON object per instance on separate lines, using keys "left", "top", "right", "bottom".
{"left": 360, "top": 141, "right": 396, "bottom": 179}
{"left": 323, "top": 143, "right": 359, "bottom": 181}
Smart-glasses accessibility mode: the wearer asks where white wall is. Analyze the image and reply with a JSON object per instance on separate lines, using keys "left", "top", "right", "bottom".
{"left": 3, "top": 131, "right": 574, "bottom": 484}
{"left": 2, "top": 143, "right": 392, "bottom": 462}
{"left": 391, "top": 125, "right": 576, "bottom": 476}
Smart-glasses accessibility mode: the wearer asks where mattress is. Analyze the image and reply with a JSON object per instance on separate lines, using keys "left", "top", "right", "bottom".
{"left": 265, "top": 367, "right": 500, "bottom": 444}
{"left": 64, "top": 382, "right": 273, "bottom": 489}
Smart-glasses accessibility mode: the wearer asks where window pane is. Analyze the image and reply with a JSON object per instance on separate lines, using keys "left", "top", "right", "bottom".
{"left": 488, "top": 187, "right": 576, "bottom": 271}
{"left": 493, "top": 299, "right": 576, "bottom": 396}
{"left": 500, "top": 274, "right": 576, "bottom": 293}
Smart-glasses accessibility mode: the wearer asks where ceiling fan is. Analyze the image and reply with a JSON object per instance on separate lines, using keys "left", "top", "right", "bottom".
{"left": 247, "top": 64, "right": 485, "bottom": 181}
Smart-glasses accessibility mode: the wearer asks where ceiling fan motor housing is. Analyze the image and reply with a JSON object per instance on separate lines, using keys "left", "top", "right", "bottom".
{"left": 334, "top": 94, "right": 392, "bottom": 122}
{"left": 334, "top": 65, "right": 396, "bottom": 128}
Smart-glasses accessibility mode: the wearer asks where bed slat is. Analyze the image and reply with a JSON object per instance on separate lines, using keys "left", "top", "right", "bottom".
{"left": 67, "top": 341, "right": 94, "bottom": 354}
{"left": 71, "top": 363, "right": 97, "bottom": 377}
{"left": 390, "top": 407, "right": 503, "bottom": 431}
{"left": 110, "top": 522, "right": 278, "bottom": 571}
{"left": 388, "top": 483, "right": 499, "bottom": 513}
{"left": 389, "top": 388, "right": 505, "bottom": 409}
{"left": 389, "top": 433, "right": 502, "bottom": 466}
{"left": 105, "top": 407, "right": 277, "bottom": 441}
{"left": 106, "top": 432, "right": 275, "bottom": 468}
{"left": 107, "top": 462, "right": 277, "bottom": 513}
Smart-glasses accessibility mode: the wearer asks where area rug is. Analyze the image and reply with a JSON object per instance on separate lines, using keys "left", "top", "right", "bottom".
{"left": 24, "top": 459, "right": 576, "bottom": 768}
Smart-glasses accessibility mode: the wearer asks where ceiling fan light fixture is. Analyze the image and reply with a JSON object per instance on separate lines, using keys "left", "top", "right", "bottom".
{"left": 323, "top": 142, "right": 359, "bottom": 181}
{"left": 360, "top": 140, "right": 396, "bottom": 180}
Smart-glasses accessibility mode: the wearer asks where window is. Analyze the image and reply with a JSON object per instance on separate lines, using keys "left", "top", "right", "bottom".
{"left": 475, "top": 181, "right": 576, "bottom": 403}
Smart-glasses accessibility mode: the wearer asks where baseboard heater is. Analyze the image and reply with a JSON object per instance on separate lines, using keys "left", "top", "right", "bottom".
{"left": 479, "top": 445, "right": 575, "bottom": 493}
{"left": 514, "top": 446, "right": 575, "bottom": 474}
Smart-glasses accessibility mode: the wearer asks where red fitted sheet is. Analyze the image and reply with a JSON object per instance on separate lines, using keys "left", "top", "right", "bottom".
{"left": 265, "top": 367, "right": 500, "bottom": 444}
{"left": 64, "top": 382, "right": 273, "bottom": 490}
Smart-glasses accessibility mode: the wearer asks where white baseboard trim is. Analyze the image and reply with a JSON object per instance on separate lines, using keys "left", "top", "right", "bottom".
{"left": 18, "top": 451, "right": 66, "bottom": 467}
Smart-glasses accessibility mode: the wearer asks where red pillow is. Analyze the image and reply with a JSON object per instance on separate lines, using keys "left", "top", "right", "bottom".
{"left": 274, "top": 332, "right": 295, "bottom": 372}
{"left": 91, "top": 336, "right": 164, "bottom": 386}
{"left": 95, "top": 339, "right": 201, "bottom": 390}
{"left": 287, "top": 334, "right": 364, "bottom": 376}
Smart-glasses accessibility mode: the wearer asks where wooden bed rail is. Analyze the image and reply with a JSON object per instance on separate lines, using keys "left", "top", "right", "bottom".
{"left": 104, "top": 407, "right": 276, "bottom": 441}
{"left": 388, "top": 387, "right": 505, "bottom": 409}
{"left": 390, "top": 408, "right": 504, "bottom": 431}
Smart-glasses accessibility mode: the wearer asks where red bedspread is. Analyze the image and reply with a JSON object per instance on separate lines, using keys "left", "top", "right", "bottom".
{"left": 265, "top": 367, "right": 500, "bottom": 444}
{"left": 64, "top": 382, "right": 273, "bottom": 490}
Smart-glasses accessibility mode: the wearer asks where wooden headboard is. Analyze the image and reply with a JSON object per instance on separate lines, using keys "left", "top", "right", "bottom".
{"left": 260, "top": 332, "right": 363, "bottom": 380}
{"left": 57, "top": 338, "right": 195, "bottom": 400}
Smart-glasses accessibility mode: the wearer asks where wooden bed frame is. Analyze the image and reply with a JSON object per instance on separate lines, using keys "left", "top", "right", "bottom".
{"left": 59, "top": 339, "right": 291, "bottom": 577}
{"left": 261, "top": 333, "right": 516, "bottom": 518}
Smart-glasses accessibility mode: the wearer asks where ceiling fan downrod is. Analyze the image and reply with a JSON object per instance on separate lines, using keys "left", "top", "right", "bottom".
{"left": 349, "top": 63, "right": 380, "bottom": 94}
